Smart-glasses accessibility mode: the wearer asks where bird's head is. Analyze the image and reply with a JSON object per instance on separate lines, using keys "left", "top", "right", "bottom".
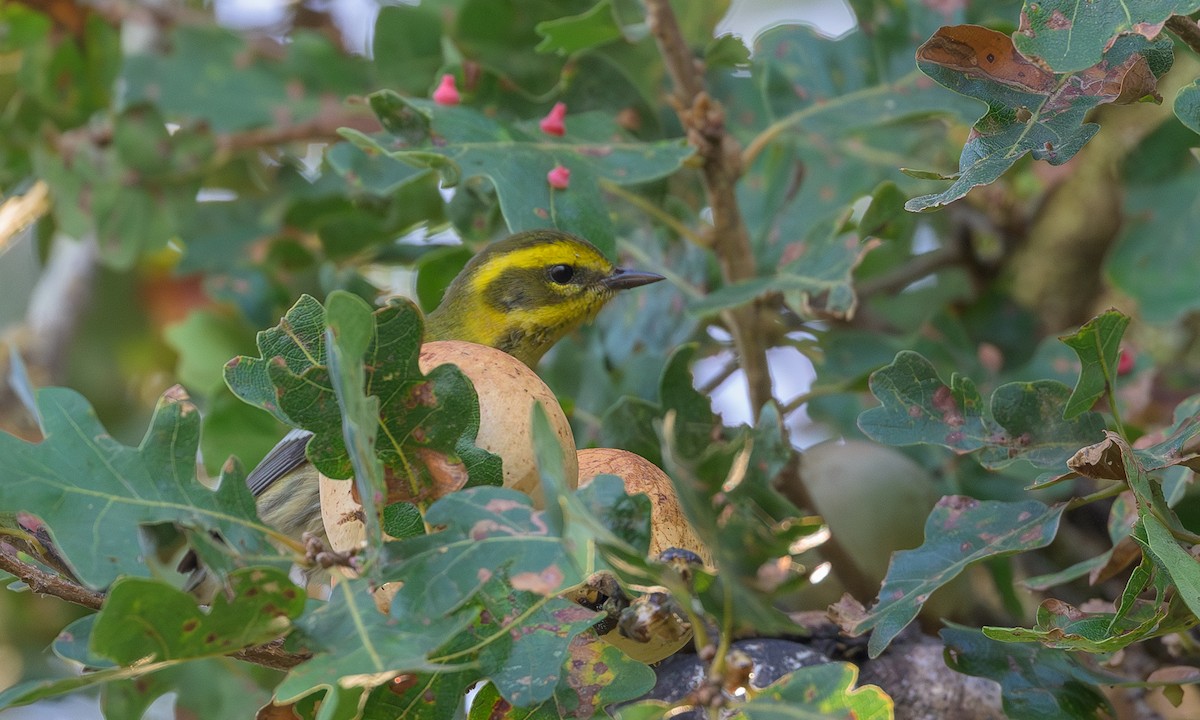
{"left": 427, "top": 230, "right": 664, "bottom": 366}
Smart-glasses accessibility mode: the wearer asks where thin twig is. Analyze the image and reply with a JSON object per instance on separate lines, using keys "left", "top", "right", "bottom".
{"left": 698, "top": 355, "right": 740, "bottom": 395}
{"left": 1063, "top": 483, "right": 1126, "bottom": 511}
{"left": 1167, "top": 15, "right": 1200, "bottom": 56}
{"left": 855, "top": 244, "right": 963, "bottom": 299}
{"left": 214, "top": 107, "right": 379, "bottom": 157}
{"left": 779, "top": 385, "right": 843, "bottom": 417}
{"left": 0, "top": 544, "right": 104, "bottom": 610}
{"left": 601, "top": 179, "right": 709, "bottom": 249}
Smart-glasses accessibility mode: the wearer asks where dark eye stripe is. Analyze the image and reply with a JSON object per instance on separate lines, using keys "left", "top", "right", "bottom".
{"left": 484, "top": 267, "right": 572, "bottom": 310}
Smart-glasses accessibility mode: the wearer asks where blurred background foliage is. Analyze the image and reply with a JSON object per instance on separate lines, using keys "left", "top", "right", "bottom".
{"left": 2, "top": 0, "right": 1200, "bottom": 717}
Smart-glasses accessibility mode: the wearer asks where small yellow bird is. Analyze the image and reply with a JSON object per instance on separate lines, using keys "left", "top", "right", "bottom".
{"left": 186, "top": 230, "right": 663, "bottom": 584}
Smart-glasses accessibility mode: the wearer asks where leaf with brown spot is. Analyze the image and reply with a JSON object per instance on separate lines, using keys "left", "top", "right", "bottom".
{"left": 90, "top": 567, "right": 304, "bottom": 663}
{"left": 1014, "top": 0, "right": 1200, "bottom": 73}
{"left": 224, "top": 293, "right": 502, "bottom": 510}
{"left": 0, "top": 387, "right": 280, "bottom": 589}
{"left": 845, "top": 496, "right": 1064, "bottom": 657}
{"left": 466, "top": 633, "right": 654, "bottom": 718}
{"left": 919, "top": 24, "right": 1056, "bottom": 93}
{"left": 859, "top": 351, "right": 1105, "bottom": 470}
{"left": 908, "top": 26, "right": 1173, "bottom": 211}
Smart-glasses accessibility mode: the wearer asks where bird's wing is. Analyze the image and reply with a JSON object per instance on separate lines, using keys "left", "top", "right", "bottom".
{"left": 246, "top": 428, "right": 315, "bottom": 496}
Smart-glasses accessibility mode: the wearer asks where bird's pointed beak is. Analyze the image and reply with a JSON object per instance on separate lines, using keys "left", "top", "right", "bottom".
{"left": 602, "top": 267, "right": 665, "bottom": 290}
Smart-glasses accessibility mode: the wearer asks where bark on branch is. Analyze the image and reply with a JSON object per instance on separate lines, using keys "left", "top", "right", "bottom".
{"left": 644, "top": 1, "right": 880, "bottom": 603}
{"left": 0, "top": 544, "right": 311, "bottom": 671}
{"left": 645, "top": 0, "right": 772, "bottom": 415}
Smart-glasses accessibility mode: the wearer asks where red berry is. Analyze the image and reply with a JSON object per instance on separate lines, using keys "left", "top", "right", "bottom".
{"left": 1117, "top": 349, "right": 1134, "bottom": 376}
{"left": 432, "top": 74, "right": 460, "bottom": 105}
{"left": 547, "top": 164, "right": 571, "bottom": 189}
{"left": 539, "top": 102, "right": 567, "bottom": 136}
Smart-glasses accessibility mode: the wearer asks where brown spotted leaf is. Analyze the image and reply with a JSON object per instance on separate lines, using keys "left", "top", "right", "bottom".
{"left": 224, "top": 293, "right": 501, "bottom": 500}
{"left": 381, "top": 487, "right": 584, "bottom": 613}
{"left": 0, "top": 567, "right": 308, "bottom": 709}
{"left": 858, "top": 351, "right": 990, "bottom": 454}
{"left": 466, "top": 633, "right": 654, "bottom": 718}
{"left": 858, "top": 351, "right": 1105, "bottom": 470}
{"left": 1014, "top": 0, "right": 1200, "bottom": 73}
{"left": 907, "top": 26, "right": 1173, "bottom": 211}
{"left": 92, "top": 567, "right": 305, "bottom": 662}
{"left": 842, "top": 496, "right": 1065, "bottom": 657}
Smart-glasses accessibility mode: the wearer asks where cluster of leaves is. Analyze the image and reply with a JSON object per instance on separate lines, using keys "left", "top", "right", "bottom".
{"left": 3, "top": 0, "right": 1200, "bottom": 718}
{"left": 833, "top": 309, "right": 1200, "bottom": 717}
{"left": 0, "top": 293, "right": 858, "bottom": 718}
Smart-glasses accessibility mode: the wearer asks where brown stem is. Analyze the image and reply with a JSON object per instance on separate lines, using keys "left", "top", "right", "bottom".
{"left": 1167, "top": 15, "right": 1200, "bottom": 56}
{"left": 234, "top": 640, "right": 312, "bottom": 670}
{"left": 645, "top": 0, "right": 772, "bottom": 414}
{"left": 0, "top": 544, "right": 104, "bottom": 610}
{"left": 0, "top": 545, "right": 311, "bottom": 671}
{"left": 214, "top": 107, "right": 379, "bottom": 157}
{"left": 855, "top": 244, "right": 963, "bottom": 299}
{"left": 645, "top": 0, "right": 874, "bottom": 604}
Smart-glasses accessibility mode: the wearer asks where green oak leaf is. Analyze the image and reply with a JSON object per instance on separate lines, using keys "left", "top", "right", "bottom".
{"left": 859, "top": 351, "right": 1105, "bottom": 470}
{"left": 325, "top": 140, "right": 433, "bottom": 197}
{"left": 857, "top": 350, "right": 990, "bottom": 454}
{"left": 93, "top": 567, "right": 304, "bottom": 662}
{"left": 983, "top": 597, "right": 1172, "bottom": 653}
{"left": 0, "top": 387, "right": 278, "bottom": 588}
{"left": 341, "top": 94, "right": 693, "bottom": 257}
{"left": 0, "top": 568, "right": 302, "bottom": 710}
{"left": 460, "top": 578, "right": 603, "bottom": 707}
{"left": 224, "top": 293, "right": 502, "bottom": 500}
{"left": 468, "top": 633, "right": 656, "bottom": 718}
{"left": 1059, "top": 309, "right": 1130, "bottom": 419}
{"left": 534, "top": 0, "right": 623, "bottom": 55}
{"left": 740, "top": 662, "right": 893, "bottom": 720}
{"left": 1107, "top": 121, "right": 1200, "bottom": 324}
{"left": 371, "top": 4, "right": 445, "bottom": 97}
{"left": 942, "top": 625, "right": 1121, "bottom": 720}
{"left": 1136, "top": 515, "right": 1200, "bottom": 621}
{"left": 121, "top": 25, "right": 370, "bottom": 132}
{"left": 840, "top": 496, "right": 1065, "bottom": 657}
{"left": 907, "top": 28, "right": 1173, "bottom": 211}
{"left": 324, "top": 291, "right": 388, "bottom": 557}
{"left": 977, "top": 380, "right": 1107, "bottom": 468}
{"left": 381, "top": 486, "right": 582, "bottom": 611}
{"left": 1132, "top": 394, "right": 1200, "bottom": 473}
{"left": 1177, "top": 78, "right": 1200, "bottom": 134}
{"left": 713, "top": 20, "right": 980, "bottom": 281}
{"left": 1014, "top": 1, "right": 1200, "bottom": 73}
{"left": 0, "top": 664, "right": 177, "bottom": 712}
{"left": 361, "top": 669, "right": 477, "bottom": 719}
{"left": 33, "top": 104, "right": 209, "bottom": 270}
{"left": 273, "top": 578, "right": 474, "bottom": 713}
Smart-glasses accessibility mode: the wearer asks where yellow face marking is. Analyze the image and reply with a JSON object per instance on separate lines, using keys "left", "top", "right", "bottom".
{"left": 466, "top": 241, "right": 614, "bottom": 299}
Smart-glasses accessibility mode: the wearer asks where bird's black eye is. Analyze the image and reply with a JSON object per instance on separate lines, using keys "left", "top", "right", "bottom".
{"left": 548, "top": 264, "right": 575, "bottom": 284}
